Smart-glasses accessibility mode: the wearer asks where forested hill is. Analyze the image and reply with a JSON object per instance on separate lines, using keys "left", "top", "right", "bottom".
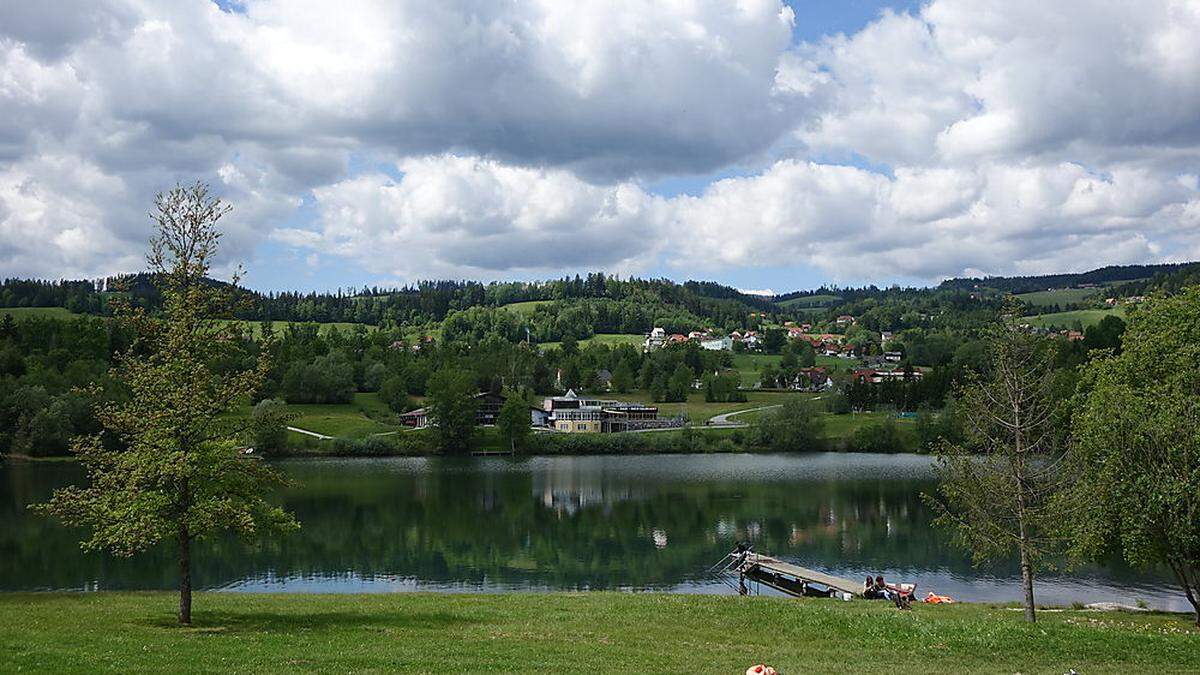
{"left": 936, "top": 263, "right": 1192, "bottom": 295}
{"left": 0, "top": 273, "right": 774, "bottom": 334}
{"left": 1108, "top": 263, "right": 1200, "bottom": 296}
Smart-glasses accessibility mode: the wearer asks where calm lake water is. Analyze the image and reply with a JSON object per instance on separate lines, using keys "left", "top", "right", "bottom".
{"left": 0, "top": 453, "right": 1184, "bottom": 610}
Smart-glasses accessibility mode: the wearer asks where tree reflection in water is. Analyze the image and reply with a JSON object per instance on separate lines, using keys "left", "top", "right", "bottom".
{"left": 0, "top": 454, "right": 1181, "bottom": 609}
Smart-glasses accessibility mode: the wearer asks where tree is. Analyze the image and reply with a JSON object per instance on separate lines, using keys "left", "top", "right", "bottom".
{"left": 251, "top": 398, "right": 292, "bottom": 452}
{"left": 752, "top": 399, "right": 824, "bottom": 452}
{"left": 378, "top": 375, "right": 411, "bottom": 413}
{"left": 611, "top": 360, "right": 635, "bottom": 393}
{"left": 666, "top": 364, "right": 692, "bottom": 402}
{"left": 496, "top": 395, "right": 530, "bottom": 453}
{"left": 34, "top": 182, "right": 297, "bottom": 625}
{"left": 1067, "top": 287, "right": 1200, "bottom": 625}
{"left": 924, "top": 325, "right": 1065, "bottom": 623}
{"left": 426, "top": 366, "right": 478, "bottom": 453}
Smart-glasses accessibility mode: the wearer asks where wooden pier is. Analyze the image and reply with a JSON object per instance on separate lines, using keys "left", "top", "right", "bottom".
{"left": 736, "top": 553, "right": 862, "bottom": 598}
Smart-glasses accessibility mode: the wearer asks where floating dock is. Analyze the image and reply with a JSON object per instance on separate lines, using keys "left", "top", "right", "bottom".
{"left": 711, "top": 549, "right": 862, "bottom": 599}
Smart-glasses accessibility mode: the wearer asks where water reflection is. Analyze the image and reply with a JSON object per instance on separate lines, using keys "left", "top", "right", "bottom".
{"left": 0, "top": 454, "right": 1183, "bottom": 610}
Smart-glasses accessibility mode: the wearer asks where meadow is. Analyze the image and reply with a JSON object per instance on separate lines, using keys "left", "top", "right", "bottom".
{"left": 1, "top": 592, "right": 1194, "bottom": 674}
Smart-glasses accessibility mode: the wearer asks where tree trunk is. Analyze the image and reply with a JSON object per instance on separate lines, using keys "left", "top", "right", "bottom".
{"left": 1019, "top": 545, "right": 1036, "bottom": 623}
{"left": 178, "top": 475, "right": 192, "bottom": 626}
{"left": 178, "top": 525, "right": 192, "bottom": 626}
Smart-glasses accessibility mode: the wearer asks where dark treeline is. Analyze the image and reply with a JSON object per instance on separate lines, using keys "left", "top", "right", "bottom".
{"left": 0, "top": 273, "right": 775, "bottom": 331}
{"left": 936, "top": 262, "right": 1191, "bottom": 294}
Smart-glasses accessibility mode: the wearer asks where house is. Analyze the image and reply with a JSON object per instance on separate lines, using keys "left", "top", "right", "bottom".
{"left": 644, "top": 327, "right": 667, "bottom": 351}
{"left": 700, "top": 336, "right": 733, "bottom": 351}
{"left": 594, "top": 369, "right": 613, "bottom": 390}
{"left": 1064, "top": 330, "right": 1084, "bottom": 342}
{"left": 793, "top": 367, "right": 832, "bottom": 392}
{"left": 687, "top": 330, "right": 710, "bottom": 341}
{"left": 667, "top": 333, "right": 688, "bottom": 344}
{"left": 883, "top": 351, "right": 903, "bottom": 362}
{"left": 398, "top": 392, "right": 508, "bottom": 429}
{"left": 741, "top": 331, "right": 760, "bottom": 347}
{"left": 836, "top": 315, "right": 855, "bottom": 325}
{"left": 880, "top": 331, "right": 894, "bottom": 345}
{"left": 800, "top": 323, "right": 812, "bottom": 332}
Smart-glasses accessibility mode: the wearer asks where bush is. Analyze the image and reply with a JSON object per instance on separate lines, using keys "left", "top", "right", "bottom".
{"left": 846, "top": 417, "right": 905, "bottom": 453}
{"left": 752, "top": 399, "right": 825, "bottom": 453}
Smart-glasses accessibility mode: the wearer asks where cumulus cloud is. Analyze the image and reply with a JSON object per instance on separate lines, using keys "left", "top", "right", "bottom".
{"left": 279, "top": 155, "right": 668, "bottom": 279}
{"left": 0, "top": 0, "right": 1198, "bottom": 286}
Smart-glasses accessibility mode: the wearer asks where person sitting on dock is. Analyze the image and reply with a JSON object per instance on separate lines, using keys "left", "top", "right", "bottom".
{"left": 863, "top": 575, "right": 883, "bottom": 599}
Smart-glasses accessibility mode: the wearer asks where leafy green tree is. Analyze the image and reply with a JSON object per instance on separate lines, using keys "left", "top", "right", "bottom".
{"left": 34, "top": 182, "right": 297, "bottom": 625}
{"left": 924, "top": 325, "right": 1066, "bottom": 623}
{"left": 759, "top": 365, "right": 780, "bottom": 389}
{"left": 378, "top": 375, "right": 411, "bottom": 413}
{"left": 611, "top": 360, "right": 635, "bottom": 393}
{"left": 496, "top": 395, "right": 530, "bottom": 453}
{"left": 1067, "top": 288, "right": 1200, "bottom": 625}
{"left": 251, "top": 398, "right": 292, "bottom": 453}
{"left": 666, "top": 364, "right": 692, "bottom": 402}
{"left": 752, "top": 399, "right": 824, "bottom": 452}
{"left": 426, "top": 366, "right": 478, "bottom": 453}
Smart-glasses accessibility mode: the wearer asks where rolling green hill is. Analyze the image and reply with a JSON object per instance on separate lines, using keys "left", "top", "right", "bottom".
{"left": 777, "top": 294, "right": 841, "bottom": 309}
{"left": 1013, "top": 287, "right": 1099, "bottom": 307}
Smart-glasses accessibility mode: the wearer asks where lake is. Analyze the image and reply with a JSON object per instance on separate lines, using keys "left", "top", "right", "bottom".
{"left": 0, "top": 453, "right": 1184, "bottom": 610}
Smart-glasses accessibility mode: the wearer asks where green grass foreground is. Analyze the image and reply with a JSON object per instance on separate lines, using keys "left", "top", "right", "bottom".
{"left": 1, "top": 593, "right": 1196, "bottom": 673}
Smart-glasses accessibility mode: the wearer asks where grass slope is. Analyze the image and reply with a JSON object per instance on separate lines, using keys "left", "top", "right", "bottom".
{"left": 776, "top": 294, "right": 841, "bottom": 309}
{"left": 1014, "top": 287, "right": 1098, "bottom": 307}
{"left": 537, "top": 333, "right": 644, "bottom": 351}
{"left": 1022, "top": 307, "right": 1126, "bottom": 329}
{"left": 1, "top": 592, "right": 1195, "bottom": 673}
{"left": 0, "top": 307, "right": 82, "bottom": 320}
{"left": 498, "top": 300, "right": 552, "bottom": 315}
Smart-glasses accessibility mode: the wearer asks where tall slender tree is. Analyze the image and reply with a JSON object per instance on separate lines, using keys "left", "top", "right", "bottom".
{"left": 924, "top": 322, "right": 1066, "bottom": 622}
{"left": 34, "top": 182, "right": 298, "bottom": 625}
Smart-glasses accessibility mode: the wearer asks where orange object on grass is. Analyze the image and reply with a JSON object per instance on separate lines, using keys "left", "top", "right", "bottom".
{"left": 924, "top": 592, "right": 955, "bottom": 604}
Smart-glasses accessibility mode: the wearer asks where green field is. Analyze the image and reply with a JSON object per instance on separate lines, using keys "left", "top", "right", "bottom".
{"left": 538, "top": 333, "right": 644, "bottom": 351}
{"left": 0, "top": 307, "right": 82, "bottom": 320}
{"left": 498, "top": 300, "right": 551, "bottom": 315}
{"left": 614, "top": 389, "right": 813, "bottom": 424}
{"left": 1022, "top": 307, "right": 1126, "bottom": 329}
{"left": 731, "top": 353, "right": 782, "bottom": 385}
{"left": 2, "top": 592, "right": 1194, "bottom": 673}
{"left": 776, "top": 294, "right": 841, "bottom": 309}
{"left": 247, "top": 393, "right": 397, "bottom": 439}
{"left": 1014, "top": 287, "right": 1102, "bottom": 307}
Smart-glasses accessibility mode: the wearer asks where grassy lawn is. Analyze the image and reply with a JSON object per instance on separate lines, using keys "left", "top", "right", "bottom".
{"left": 1022, "top": 307, "right": 1126, "bottom": 329}
{"left": 243, "top": 393, "right": 396, "bottom": 439}
{"left": 820, "top": 410, "right": 918, "bottom": 440}
{"left": 1014, "top": 287, "right": 1099, "bottom": 307}
{"left": 732, "top": 353, "right": 782, "bottom": 386}
{"left": 0, "top": 306, "right": 82, "bottom": 320}
{"left": 538, "top": 333, "right": 644, "bottom": 351}
{"left": 1, "top": 592, "right": 1195, "bottom": 673}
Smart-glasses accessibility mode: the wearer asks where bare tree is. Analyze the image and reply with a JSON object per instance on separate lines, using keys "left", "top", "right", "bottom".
{"left": 924, "top": 323, "right": 1066, "bottom": 622}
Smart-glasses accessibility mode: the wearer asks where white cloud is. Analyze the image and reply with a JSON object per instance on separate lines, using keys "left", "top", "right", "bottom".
{"left": 0, "top": 0, "right": 1198, "bottom": 286}
{"left": 284, "top": 155, "right": 669, "bottom": 279}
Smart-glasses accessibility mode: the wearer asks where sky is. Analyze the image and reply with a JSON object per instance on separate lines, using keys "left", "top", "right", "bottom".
{"left": 1, "top": 1, "right": 1198, "bottom": 295}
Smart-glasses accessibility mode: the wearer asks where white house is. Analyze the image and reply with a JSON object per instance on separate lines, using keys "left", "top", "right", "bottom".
{"left": 700, "top": 336, "right": 733, "bottom": 351}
